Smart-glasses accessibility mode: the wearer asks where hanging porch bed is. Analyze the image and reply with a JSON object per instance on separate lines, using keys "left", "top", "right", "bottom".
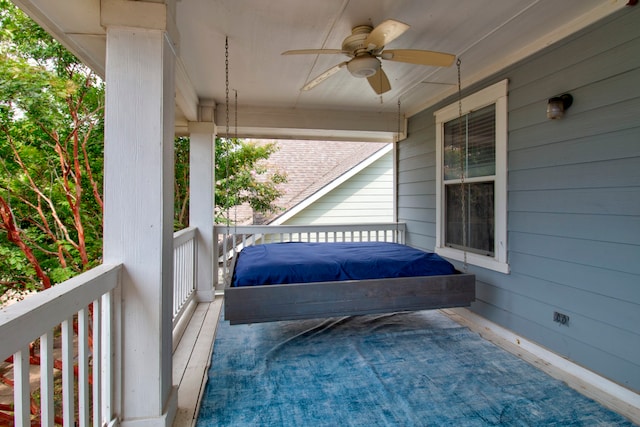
{"left": 218, "top": 224, "right": 475, "bottom": 325}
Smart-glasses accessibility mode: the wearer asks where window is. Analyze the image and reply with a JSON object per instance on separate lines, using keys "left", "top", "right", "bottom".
{"left": 434, "top": 79, "right": 509, "bottom": 273}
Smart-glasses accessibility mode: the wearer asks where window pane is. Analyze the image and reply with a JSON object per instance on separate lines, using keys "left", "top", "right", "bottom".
{"left": 443, "top": 104, "right": 495, "bottom": 180}
{"left": 445, "top": 182, "right": 494, "bottom": 255}
{"left": 443, "top": 116, "right": 464, "bottom": 180}
{"left": 467, "top": 105, "right": 495, "bottom": 178}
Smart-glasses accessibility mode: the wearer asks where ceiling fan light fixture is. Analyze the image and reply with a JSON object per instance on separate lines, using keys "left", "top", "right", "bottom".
{"left": 347, "top": 56, "right": 380, "bottom": 78}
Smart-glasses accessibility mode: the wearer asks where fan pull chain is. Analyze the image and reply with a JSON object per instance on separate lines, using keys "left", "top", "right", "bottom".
{"left": 456, "top": 58, "right": 468, "bottom": 272}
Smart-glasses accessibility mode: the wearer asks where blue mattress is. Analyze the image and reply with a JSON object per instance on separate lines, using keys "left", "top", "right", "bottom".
{"left": 231, "top": 242, "right": 456, "bottom": 287}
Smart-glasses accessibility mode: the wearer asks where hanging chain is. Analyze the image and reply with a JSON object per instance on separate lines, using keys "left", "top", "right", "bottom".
{"left": 456, "top": 58, "right": 468, "bottom": 272}
{"left": 224, "top": 36, "right": 231, "bottom": 228}
{"left": 234, "top": 90, "right": 238, "bottom": 141}
{"left": 397, "top": 99, "right": 401, "bottom": 138}
{"left": 233, "top": 89, "right": 238, "bottom": 230}
{"left": 395, "top": 98, "right": 402, "bottom": 241}
{"left": 225, "top": 37, "right": 230, "bottom": 139}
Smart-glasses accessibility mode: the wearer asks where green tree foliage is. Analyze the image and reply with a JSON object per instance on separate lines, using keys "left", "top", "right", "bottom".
{"left": 0, "top": 0, "right": 104, "bottom": 296}
{"left": 0, "top": 1, "right": 286, "bottom": 298}
{"left": 216, "top": 138, "right": 287, "bottom": 223}
{"left": 174, "top": 136, "right": 287, "bottom": 229}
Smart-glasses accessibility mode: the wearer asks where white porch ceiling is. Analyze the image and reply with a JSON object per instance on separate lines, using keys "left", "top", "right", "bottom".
{"left": 11, "top": 0, "right": 628, "bottom": 141}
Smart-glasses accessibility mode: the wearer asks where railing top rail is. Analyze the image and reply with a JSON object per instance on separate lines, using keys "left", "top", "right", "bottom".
{"left": 0, "top": 263, "right": 122, "bottom": 362}
{"left": 214, "top": 222, "right": 406, "bottom": 234}
{"left": 174, "top": 226, "right": 197, "bottom": 246}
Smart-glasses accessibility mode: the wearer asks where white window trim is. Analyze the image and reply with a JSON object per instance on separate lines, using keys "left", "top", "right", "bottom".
{"left": 434, "top": 79, "right": 509, "bottom": 274}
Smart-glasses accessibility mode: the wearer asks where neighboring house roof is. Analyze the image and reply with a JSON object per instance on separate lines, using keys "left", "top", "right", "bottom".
{"left": 231, "top": 139, "right": 390, "bottom": 224}
{"left": 270, "top": 143, "right": 393, "bottom": 225}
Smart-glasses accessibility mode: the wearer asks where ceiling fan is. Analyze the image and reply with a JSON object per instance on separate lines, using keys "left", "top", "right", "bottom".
{"left": 282, "top": 19, "right": 456, "bottom": 95}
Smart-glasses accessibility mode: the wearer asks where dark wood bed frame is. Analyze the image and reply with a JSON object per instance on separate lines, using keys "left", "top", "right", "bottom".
{"left": 224, "top": 268, "right": 476, "bottom": 325}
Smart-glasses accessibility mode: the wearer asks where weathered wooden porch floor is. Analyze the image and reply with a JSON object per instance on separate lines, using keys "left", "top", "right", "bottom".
{"left": 172, "top": 298, "right": 223, "bottom": 427}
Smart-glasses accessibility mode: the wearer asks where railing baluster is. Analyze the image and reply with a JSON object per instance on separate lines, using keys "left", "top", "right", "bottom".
{"left": 101, "top": 290, "right": 114, "bottom": 426}
{"left": 41, "top": 330, "right": 55, "bottom": 427}
{"left": 93, "top": 298, "right": 102, "bottom": 427}
{"left": 62, "top": 317, "right": 75, "bottom": 427}
{"left": 184, "top": 243, "right": 189, "bottom": 299}
{"left": 222, "top": 234, "right": 228, "bottom": 281}
{"left": 13, "top": 347, "right": 30, "bottom": 427}
{"left": 173, "top": 246, "right": 179, "bottom": 316}
{"left": 191, "top": 237, "right": 196, "bottom": 294}
{"left": 78, "top": 307, "right": 90, "bottom": 427}
{"left": 174, "top": 243, "right": 182, "bottom": 315}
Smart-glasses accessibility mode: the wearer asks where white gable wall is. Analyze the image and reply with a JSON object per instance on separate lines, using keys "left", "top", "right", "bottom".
{"left": 282, "top": 152, "right": 393, "bottom": 225}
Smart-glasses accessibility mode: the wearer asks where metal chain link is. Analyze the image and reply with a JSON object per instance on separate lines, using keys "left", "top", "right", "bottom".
{"left": 233, "top": 89, "right": 238, "bottom": 229}
{"left": 224, "top": 36, "right": 231, "bottom": 228}
{"left": 225, "top": 37, "right": 229, "bottom": 139}
{"left": 395, "top": 98, "right": 401, "bottom": 240}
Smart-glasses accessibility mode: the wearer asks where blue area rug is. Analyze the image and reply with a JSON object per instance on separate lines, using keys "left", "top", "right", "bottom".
{"left": 197, "top": 310, "right": 635, "bottom": 426}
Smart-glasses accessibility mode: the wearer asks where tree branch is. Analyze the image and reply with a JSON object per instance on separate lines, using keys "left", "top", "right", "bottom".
{"left": 0, "top": 195, "right": 51, "bottom": 290}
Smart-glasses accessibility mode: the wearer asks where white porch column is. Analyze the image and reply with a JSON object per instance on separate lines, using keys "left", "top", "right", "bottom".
{"left": 188, "top": 100, "right": 217, "bottom": 301}
{"left": 103, "top": 25, "right": 177, "bottom": 427}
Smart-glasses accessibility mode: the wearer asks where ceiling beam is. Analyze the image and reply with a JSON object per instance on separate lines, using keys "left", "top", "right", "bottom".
{"left": 214, "top": 106, "right": 404, "bottom": 143}
{"left": 175, "top": 59, "right": 199, "bottom": 122}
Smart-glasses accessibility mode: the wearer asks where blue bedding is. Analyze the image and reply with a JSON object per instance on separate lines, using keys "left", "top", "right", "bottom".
{"left": 231, "top": 242, "right": 456, "bottom": 287}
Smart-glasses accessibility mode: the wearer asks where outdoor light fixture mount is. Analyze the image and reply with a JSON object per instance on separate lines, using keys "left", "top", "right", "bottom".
{"left": 547, "top": 93, "right": 573, "bottom": 120}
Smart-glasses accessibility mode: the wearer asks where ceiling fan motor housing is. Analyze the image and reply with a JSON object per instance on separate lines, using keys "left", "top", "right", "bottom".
{"left": 342, "top": 25, "right": 381, "bottom": 78}
{"left": 342, "top": 25, "right": 373, "bottom": 51}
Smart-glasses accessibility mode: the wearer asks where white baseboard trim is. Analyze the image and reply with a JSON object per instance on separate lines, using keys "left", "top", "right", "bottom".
{"left": 441, "top": 307, "right": 640, "bottom": 425}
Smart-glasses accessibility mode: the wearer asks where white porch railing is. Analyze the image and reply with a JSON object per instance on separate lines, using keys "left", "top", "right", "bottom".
{"left": 0, "top": 228, "right": 198, "bottom": 426}
{"left": 0, "top": 264, "right": 121, "bottom": 427}
{"left": 214, "top": 222, "right": 406, "bottom": 286}
{"left": 0, "top": 224, "right": 403, "bottom": 424}
{"left": 173, "top": 226, "right": 197, "bottom": 327}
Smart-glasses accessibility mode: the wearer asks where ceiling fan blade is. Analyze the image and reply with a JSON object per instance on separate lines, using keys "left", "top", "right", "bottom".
{"left": 302, "top": 62, "right": 347, "bottom": 91}
{"left": 367, "top": 68, "right": 391, "bottom": 95}
{"left": 364, "top": 19, "right": 410, "bottom": 51}
{"left": 381, "top": 49, "right": 455, "bottom": 67}
{"left": 282, "top": 49, "right": 347, "bottom": 55}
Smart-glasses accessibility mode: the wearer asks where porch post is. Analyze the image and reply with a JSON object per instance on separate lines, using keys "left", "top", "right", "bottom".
{"left": 188, "top": 100, "right": 217, "bottom": 301}
{"left": 102, "top": 23, "right": 177, "bottom": 427}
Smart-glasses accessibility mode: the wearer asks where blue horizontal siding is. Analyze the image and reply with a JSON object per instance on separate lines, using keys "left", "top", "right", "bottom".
{"left": 398, "top": 6, "right": 640, "bottom": 392}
